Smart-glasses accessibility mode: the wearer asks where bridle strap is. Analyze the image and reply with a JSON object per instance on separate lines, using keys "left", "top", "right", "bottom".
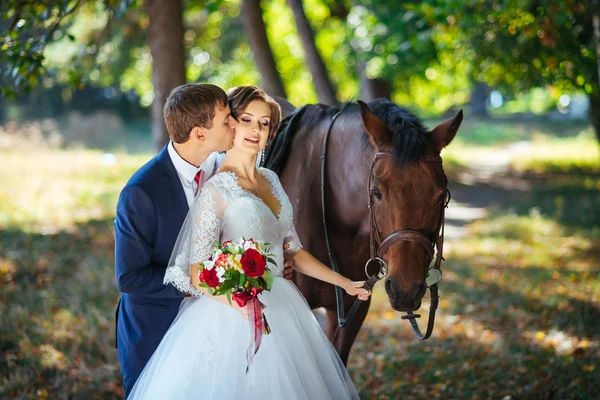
{"left": 320, "top": 109, "right": 357, "bottom": 327}
{"left": 402, "top": 284, "right": 439, "bottom": 340}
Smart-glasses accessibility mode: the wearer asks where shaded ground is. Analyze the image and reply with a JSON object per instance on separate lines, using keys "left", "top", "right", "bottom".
{"left": 1, "top": 144, "right": 598, "bottom": 399}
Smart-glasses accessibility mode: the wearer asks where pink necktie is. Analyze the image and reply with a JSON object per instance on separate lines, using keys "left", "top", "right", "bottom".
{"left": 194, "top": 170, "right": 205, "bottom": 195}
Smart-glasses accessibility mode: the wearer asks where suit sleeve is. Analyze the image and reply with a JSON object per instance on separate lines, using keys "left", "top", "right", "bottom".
{"left": 114, "top": 185, "right": 183, "bottom": 298}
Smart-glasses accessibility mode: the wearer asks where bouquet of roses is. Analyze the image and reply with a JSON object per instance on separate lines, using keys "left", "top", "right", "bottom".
{"left": 196, "top": 238, "right": 276, "bottom": 372}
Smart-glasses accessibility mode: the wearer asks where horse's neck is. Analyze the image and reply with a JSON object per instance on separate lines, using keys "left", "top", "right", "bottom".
{"left": 327, "top": 113, "right": 375, "bottom": 234}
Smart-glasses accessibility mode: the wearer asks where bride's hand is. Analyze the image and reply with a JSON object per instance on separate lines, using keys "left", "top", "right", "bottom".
{"left": 343, "top": 280, "right": 371, "bottom": 301}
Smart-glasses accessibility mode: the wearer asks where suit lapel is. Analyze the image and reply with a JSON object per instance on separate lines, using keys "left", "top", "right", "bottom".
{"left": 157, "top": 145, "right": 189, "bottom": 223}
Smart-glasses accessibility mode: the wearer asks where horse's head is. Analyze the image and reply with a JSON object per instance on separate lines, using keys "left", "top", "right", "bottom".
{"left": 357, "top": 100, "right": 462, "bottom": 312}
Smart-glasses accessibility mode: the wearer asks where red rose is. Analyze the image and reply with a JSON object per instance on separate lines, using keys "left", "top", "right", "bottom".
{"left": 198, "top": 268, "right": 219, "bottom": 288}
{"left": 232, "top": 287, "right": 263, "bottom": 307}
{"left": 240, "top": 248, "right": 266, "bottom": 278}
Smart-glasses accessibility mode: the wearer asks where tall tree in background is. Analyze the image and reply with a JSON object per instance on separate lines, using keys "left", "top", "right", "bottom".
{"left": 145, "top": 0, "right": 186, "bottom": 149}
{"left": 469, "top": 81, "right": 489, "bottom": 118}
{"left": 345, "top": 1, "right": 438, "bottom": 104}
{"left": 358, "top": 67, "right": 392, "bottom": 101}
{"left": 287, "top": 0, "right": 338, "bottom": 105}
{"left": 326, "top": 1, "right": 392, "bottom": 101}
{"left": 241, "top": 0, "right": 286, "bottom": 98}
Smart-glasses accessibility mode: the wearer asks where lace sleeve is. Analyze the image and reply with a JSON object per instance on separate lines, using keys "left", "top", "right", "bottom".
{"left": 164, "top": 183, "right": 225, "bottom": 296}
{"left": 284, "top": 222, "right": 303, "bottom": 257}
{"left": 261, "top": 168, "right": 304, "bottom": 258}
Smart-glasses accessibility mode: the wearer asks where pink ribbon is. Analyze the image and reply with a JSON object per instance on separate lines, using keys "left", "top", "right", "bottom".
{"left": 245, "top": 297, "right": 270, "bottom": 374}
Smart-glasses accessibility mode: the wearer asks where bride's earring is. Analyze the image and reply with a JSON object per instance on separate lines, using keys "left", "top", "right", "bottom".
{"left": 261, "top": 143, "right": 270, "bottom": 167}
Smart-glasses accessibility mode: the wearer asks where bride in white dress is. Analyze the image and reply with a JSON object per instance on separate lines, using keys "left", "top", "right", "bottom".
{"left": 128, "top": 86, "right": 370, "bottom": 399}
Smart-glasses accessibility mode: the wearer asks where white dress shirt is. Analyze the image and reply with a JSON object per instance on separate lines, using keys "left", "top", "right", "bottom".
{"left": 167, "top": 141, "right": 226, "bottom": 207}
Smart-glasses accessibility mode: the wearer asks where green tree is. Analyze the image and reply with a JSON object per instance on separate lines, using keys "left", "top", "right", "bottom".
{"left": 241, "top": 0, "right": 287, "bottom": 98}
{"left": 287, "top": 0, "right": 338, "bottom": 105}
{"left": 145, "top": 0, "right": 186, "bottom": 148}
{"left": 427, "top": 0, "right": 600, "bottom": 143}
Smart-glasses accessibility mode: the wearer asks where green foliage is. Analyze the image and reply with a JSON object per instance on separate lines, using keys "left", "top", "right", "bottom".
{"left": 0, "top": 0, "right": 137, "bottom": 100}
{"left": 425, "top": 0, "right": 600, "bottom": 95}
{"left": 5, "top": 0, "right": 599, "bottom": 119}
{"left": 348, "top": 2, "right": 437, "bottom": 81}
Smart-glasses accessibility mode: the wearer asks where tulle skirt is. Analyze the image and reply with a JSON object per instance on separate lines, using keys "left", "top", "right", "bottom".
{"left": 128, "top": 278, "right": 360, "bottom": 399}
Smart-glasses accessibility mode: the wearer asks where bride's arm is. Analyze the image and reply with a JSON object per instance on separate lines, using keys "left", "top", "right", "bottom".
{"left": 166, "top": 182, "right": 248, "bottom": 316}
{"left": 267, "top": 168, "right": 370, "bottom": 300}
{"left": 189, "top": 184, "right": 247, "bottom": 316}
{"left": 290, "top": 249, "right": 371, "bottom": 301}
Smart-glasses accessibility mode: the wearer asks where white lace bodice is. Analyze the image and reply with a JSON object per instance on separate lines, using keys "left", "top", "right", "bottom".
{"left": 165, "top": 168, "right": 303, "bottom": 295}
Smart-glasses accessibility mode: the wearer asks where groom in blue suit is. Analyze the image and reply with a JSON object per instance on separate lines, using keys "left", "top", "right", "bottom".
{"left": 114, "top": 83, "right": 237, "bottom": 397}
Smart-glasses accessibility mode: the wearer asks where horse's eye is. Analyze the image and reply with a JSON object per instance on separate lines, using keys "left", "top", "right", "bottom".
{"left": 371, "top": 188, "right": 382, "bottom": 200}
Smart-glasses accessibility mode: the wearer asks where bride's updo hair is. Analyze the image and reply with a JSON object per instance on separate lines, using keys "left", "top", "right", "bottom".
{"left": 227, "top": 86, "right": 282, "bottom": 144}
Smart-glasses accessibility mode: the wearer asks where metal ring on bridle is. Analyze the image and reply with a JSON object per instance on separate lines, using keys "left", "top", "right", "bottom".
{"left": 364, "top": 257, "right": 388, "bottom": 280}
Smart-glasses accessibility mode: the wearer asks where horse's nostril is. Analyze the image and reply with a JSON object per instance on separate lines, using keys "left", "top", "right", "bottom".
{"left": 411, "top": 282, "right": 427, "bottom": 299}
{"left": 385, "top": 279, "right": 395, "bottom": 296}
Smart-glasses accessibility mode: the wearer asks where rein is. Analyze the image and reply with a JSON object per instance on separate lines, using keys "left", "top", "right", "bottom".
{"left": 320, "top": 106, "right": 450, "bottom": 340}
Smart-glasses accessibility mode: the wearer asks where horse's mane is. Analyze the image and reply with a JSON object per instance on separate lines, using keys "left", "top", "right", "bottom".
{"left": 263, "top": 99, "right": 430, "bottom": 173}
{"left": 263, "top": 103, "right": 338, "bottom": 173}
{"left": 358, "top": 99, "right": 431, "bottom": 167}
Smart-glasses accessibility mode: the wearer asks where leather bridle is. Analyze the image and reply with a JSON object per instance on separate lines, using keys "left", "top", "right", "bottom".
{"left": 321, "top": 107, "right": 450, "bottom": 340}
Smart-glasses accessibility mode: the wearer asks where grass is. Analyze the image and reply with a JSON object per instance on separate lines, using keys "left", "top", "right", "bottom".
{"left": 441, "top": 127, "right": 600, "bottom": 178}
{"left": 1, "top": 117, "right": 599, "bottom": 399}
{"left": 425, "top": 115, "right": 590, "bottom": 147}
{"left": 509, "top": 132, "right": 600, "bottom": 176}
{"left": 349, "top": 213, "right": 599, "bottom": 399}
{"left": 0, "top": 149, "right": 149, "bottom": 399}
{"left": 0, "top": 149, "right": 150, "bottom": 232}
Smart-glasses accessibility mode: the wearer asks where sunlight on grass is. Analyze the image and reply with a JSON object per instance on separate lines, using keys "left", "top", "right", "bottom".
{"left": 510, "top": 132, "right": 600, "bottom": 175}
{"left": 0, "top": 149, "right": 151, "bottom": 232}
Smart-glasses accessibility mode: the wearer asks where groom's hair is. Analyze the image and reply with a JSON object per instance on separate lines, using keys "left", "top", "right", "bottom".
{"left": 164, "top": 83, "right": 228, "bottom": 143}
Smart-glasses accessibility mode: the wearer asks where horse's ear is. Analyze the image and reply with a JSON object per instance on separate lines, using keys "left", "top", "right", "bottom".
{"left": 357, "top": 100, "right": 393, "bottom": 148}
{"left": 429, "top": 110, "right": 463, "bottom": 150}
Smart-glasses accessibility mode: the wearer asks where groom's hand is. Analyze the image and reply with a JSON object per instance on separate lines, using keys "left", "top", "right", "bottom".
{"left": 283, "top": 243, "right": 294, "bottom": 280}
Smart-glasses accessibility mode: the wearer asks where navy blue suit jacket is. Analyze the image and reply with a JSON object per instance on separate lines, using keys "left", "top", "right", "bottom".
{"left": 114, "top": 145, "right": 188, "bottom": 397}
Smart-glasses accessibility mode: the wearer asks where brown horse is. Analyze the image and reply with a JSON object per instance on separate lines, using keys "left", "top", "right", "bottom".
{"left": 264, "top": 99, "right": 462, "bottom": 364}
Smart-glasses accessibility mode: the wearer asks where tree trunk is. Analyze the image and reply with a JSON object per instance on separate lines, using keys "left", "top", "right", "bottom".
{"left": 592, "top": 14, "right": 600, "bottom": 153}
{"left": 286, "top": 0, "right": 338, "bottom": 105}
{"left": 145, "top": 0, "right": 187, "bottom": 151}
{"left": 357, "top": 61, "right": 391, "bottom": 101}
{"left": 469, "top": 81, "right": 489, "bottom": 118}
{"left": 593, "top": 15, "right": 600, "bottom": 91}
{"left": 588, "top": 93, "right": 600, "bottom": 150}
{"left": 241, "top": 0, "right": 287, "bottom": 99}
